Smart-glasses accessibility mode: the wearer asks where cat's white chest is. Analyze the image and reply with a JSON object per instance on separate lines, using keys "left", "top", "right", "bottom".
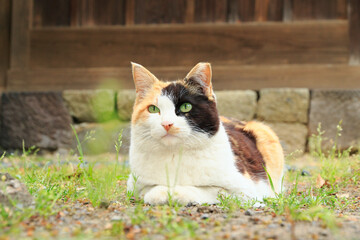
{"left": 129, "top": 125, "right": 237, "bottom": 187}
{"left": 129, "top": 135, "right": 234, "bottom": 187}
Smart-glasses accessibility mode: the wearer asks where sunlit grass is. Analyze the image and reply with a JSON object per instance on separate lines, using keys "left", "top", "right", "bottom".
{"left": 0, "top": 122, "right": 359, "bottom": 238}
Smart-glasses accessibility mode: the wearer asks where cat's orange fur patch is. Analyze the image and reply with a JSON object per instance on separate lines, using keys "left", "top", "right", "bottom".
{"left": 219, "top": 116, "right": 231, "bottom": 123}
{"left": 243, "top": 121, "right": 284, "bottom": 194}
{"left": 132, "top": 80, "right": 170, "bottom": 124}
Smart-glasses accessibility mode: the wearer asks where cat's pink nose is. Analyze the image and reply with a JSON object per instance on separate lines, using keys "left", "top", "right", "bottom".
{"left": 161, "top": 121, "right": 174, "bottom": 132}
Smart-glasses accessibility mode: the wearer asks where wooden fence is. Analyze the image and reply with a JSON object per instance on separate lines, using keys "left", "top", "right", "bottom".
{"left": 1, "top": 0, "right": 360, "bottom": 91}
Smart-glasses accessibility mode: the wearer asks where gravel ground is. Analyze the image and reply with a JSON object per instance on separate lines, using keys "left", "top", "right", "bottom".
{"left": 1, "top": 153, "right": 360, "bottom": 239}
{"left": 15, "top": 197, "right": 360, "bottom": 240}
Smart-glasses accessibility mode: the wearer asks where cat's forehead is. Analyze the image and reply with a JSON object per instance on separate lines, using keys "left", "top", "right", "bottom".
{"left": 161, "top": 82, "right": 189, "bottom": 99}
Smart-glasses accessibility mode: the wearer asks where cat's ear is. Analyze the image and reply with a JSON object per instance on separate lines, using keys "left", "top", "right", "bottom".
{"left": 131, "top": 62, "right": 158, "bottom": 98}
{"left": 185, "top": 62, "right": 214, "bottom": 98}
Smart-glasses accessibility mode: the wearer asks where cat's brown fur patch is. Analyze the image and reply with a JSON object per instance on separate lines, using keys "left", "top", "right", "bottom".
{"left": 221, "top": 117, "right": 284, "bottom": 193}
{"left": 221, "top": 116, "right": 267, "bottom": 182}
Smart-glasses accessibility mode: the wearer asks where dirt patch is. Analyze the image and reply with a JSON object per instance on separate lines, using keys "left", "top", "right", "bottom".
{"left": 12, "top": 199, "right": 360, "bottom": 239}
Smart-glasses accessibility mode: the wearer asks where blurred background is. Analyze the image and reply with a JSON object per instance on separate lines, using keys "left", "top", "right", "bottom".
{"left": 1, "top": 0, "right": 359, "bottom": 90}
{"left": 0, "top": 0, "right": 359, "bottom": 155}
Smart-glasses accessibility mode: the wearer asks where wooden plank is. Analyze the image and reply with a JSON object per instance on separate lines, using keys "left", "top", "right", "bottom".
{"left": 283, "top": 0, "right": 293, "bottom": 22}
{"left": 254, "top": 0, "right": 269, "bottom": 22}
{"left": 10, "top": 0, "right": 32, "bottom": 69}
{"left": 125, "top": 0, "right": 135, "bottom": 25}
{"left": 0, "top": 0, "right": 11, "bottom": 89}
{"left": 30, "top": 20, "right": 349, "bottom": 69}
{"left": 254, "top": 0, "right": 283, "bottom": 22}
{"left": 7, "top": 65, "right": 360, "bottom": 91}
{"left": 7, "top": 68, "right": 135, "bottom": 91}
{"left": 227, "top": 0, "right": 238, "bottom": 22}
{"left": 185, "top": 0, "right": 195, "bottom": 23}
{"left": 134, "top": 0, "right": 187, "bottom": 24}
{"left": 70, "top": 0, "right": 78, "bottom": 26}
{"left": 267, "top": 0, "right": 283, "bottom": 21}
{"left": 292, "top": 0, "right": 347, "bottom": 20}
{"left": 32, "top": 0, "right": 71, "bottom": 27}
{"left": 70, "top": 0, "right": 95, "bottom": 26}
{"left": 92, "top": 0, "right": 125, "bottom": 25}
{"left": 349, "top": 0, "right": 360, "bottom": 65}
{"left": 70, "top": 0, "right": 125, "bottom": 26}
{"left": 237, "top": 0, "right": 255, "bottom": 22}
{"left": 194, "top": 0, "right": 227, "bottom": 23}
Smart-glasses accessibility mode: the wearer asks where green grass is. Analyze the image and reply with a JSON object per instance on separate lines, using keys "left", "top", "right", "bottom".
{"left": 0, "top": 123, "right": 359, "bottom": 239}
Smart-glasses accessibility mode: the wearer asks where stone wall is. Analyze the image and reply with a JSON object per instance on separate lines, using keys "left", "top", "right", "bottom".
{"left": 0, "top": 89, "right": 359, "bottom": 155}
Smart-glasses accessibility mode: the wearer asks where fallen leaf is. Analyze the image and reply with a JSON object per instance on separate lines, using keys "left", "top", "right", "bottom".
{"left": 126, "top": 231, "right": 135, "bottom": 240}
{"left": 104, "top": 223, "right": 112, "bottom": 230}
{"left": 316, "top": 174, "right": 325, "bottom": 188}
{"left": 26, "top": 229, "right": 34, "bottom": 237}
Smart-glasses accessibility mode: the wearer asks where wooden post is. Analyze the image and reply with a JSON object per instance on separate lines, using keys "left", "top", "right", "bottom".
{"left": 0, "top": 0, "right": 11, "bottom": 89}
{"left": 255, "top": 0, "right": 269, "bottom": 22}
{"left": 10, "top": 0, "right": 32, "bottom": 69}
{"left": 227, "top": 0, "right": 239, "bottom": 23}
{"left": 185, "top": 0, "right": 195, "bottom": 23}
{"left": 283, "top": 0, "right": 293, "bottom": 22}
{"left": 349, "top": 0, "right": 360, "bottom": 65}
{"left": 125, "top": 0, "right": 135, "bottom": 25}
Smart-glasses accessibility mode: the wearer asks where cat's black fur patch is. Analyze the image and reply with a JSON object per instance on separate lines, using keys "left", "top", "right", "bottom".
{"left": 161, "top": 83, "right": 219, "bottom": 136}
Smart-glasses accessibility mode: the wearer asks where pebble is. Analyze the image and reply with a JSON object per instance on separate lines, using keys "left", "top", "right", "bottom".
{"left": 320, "top": 231, "right": 328, "bottom": 236}
{"left": 186, "top": 202, "right": 197, "bottom": 207}
{"left": 285, "top": 165, "right": 297, "bottom": 172}
{"left": 111, "top": 215, "right": 122, "bottom": 222}
{"left": 301, "top": 170, "right": 311, "bottom": 176}
{"left": 268, "top": 224, "right": 278, "bottom": 229}
{"left": 99, "top": 201, "right": 110, "bottom": 209}
{"left": 245, "top": 210, "right": 254, "bottom": 216}
{"left": 201, "top": 214, "right": 209, "bottom": 220}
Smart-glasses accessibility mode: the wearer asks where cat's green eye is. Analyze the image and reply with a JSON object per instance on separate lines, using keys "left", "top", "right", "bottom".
{"left": 180, "top": 103, "right": 192, "bottom": 113}
{"left": 148, "top": 105, "right": 160, "bottom": 113}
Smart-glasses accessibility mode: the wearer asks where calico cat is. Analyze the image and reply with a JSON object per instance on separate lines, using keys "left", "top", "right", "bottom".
{"left": 127, "top": 62, "right": 284, "bottom": 205}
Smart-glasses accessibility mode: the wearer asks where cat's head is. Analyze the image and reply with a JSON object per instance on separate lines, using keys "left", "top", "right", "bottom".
{"left": 131, "top": 62, "right": 219, "bottom": 149}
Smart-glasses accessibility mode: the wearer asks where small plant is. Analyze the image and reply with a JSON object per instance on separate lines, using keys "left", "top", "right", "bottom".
{"left": 21, "top": 140, "right": 39, "bottom": 157}
{"left": 126, "top": 174, "right": 141, "bottom": 204}
{"left": 309, "top": 123, "right": 326, "bottom": 158}
{"left": 217, "top": 192, "right": 256, "bottom": 212}
{"left": 114, "top": 129, "right": 123, "bottom": 164}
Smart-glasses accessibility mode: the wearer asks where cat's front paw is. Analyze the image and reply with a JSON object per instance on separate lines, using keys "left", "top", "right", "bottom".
{"left": 173, "top": 188, "right": 200, "bottom": 205}
{"left": 143, "top": 186, "right": 169, "bottom": 205}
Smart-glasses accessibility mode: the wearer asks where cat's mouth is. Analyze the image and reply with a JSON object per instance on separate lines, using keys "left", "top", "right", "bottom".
{"left": 159, "top": 133, "right": 181, "bottom": 146}
{"left": 161, "top": 133, "right": 178, "bottom": 139}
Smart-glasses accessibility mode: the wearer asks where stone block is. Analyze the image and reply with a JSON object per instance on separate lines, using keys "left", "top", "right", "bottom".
{"left": 257, "top": 88, "right": 310, "bottom": 123}
{"left": 0, "top": 92, "right": 72, "bottom": 150}
{"left": 215, "top": 90, "right": 257, "bottom": 121}
{"left": 266, "top": 122, "right": 308, "bottom": 155}
{"left": 117, "top": 90, "right": 136, "bottom": 121}
{"left": 309, "top": 90, "right": 360, "bottom": 150}
{"left": 63, "top": 90, "right": 115, "bottom": 122}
